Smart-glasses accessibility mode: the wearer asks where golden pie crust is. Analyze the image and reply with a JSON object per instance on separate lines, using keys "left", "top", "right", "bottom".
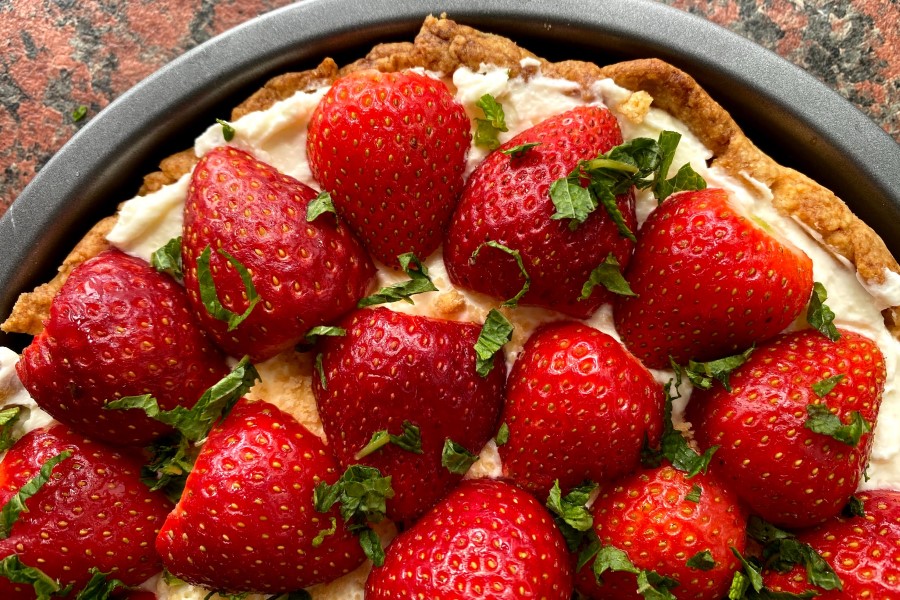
{"left": 4, "top": 15, "right": 899, "bottom": 336}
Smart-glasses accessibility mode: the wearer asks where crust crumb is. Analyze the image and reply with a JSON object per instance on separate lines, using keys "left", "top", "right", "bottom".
{"left": 434, "top": 290, "right": 466, "bottom": 317}
{"left": 616, "top": 90, "right": 653, "bottom": 124}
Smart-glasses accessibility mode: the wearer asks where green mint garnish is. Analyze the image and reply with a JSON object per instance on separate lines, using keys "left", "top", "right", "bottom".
{"left": 470, "top": 241, "right": 530, "bottom": 307}
{"left": 142, "top": 434, "right": 194, "bottom": 503}
{"left": 315, "top": 353, "right": 327, "bottom": 390}
{"left": 473, "top": 308, "right": 513, "bottom": 377}
{"left": 311, "top": 516, "right": 337, "bottom": 548}
{"left": 590, "top": 545, "right": 678, "bottom": 599}
{"left": 301, "top": 326, "right": 346, "bottom": 348}
{"left": 546, "top": 480, "right": 597, "bottom": 552}
{"left": 0, "top": 554, "right": 70, "bottom": 600}
{"left": 686, "top": 550, "right": 716, "bottom": 571}
{"left": 441, "top": 439, "right": 479, "bottom": 474}
{"left": 803, "top": 404, "right": 870, "bottom": 446}
{"left": 676, "top": 347, "right": 753, "bottom": 392}
{"left": 494, "top": 422, "right": 510, "bottom": 446}
{"left": 74, "top": 568, "right": 127, "bottom": 600}
{"left": 216, "top": 118, "right": 236, "bottom": 141}
{"left": 151, "top": 236, "right": 183, "bottom": 280}
{"left": 354, "top": 421, "right": 423, "bottom": 460}
{"left": 807, "top": 282, "right": 840, "bottom": 341}
{"left": 843, "top": 495, "right": 866, "bottom": 518}
{"left": 197, "top": 245, "right": 260, "bottom": 331}
{"left": 474, "top": 94, "right": 508, "bottom": 149}
{"left": 0, "top": 406, "right": 24, "bottom": 453}
{"left": 358, "top": 253, "right": 437, "bottom": 307}
{"left": 581, "top": 253, "right": 636, "bottom": 300}
{"left": 812, "top": 374, "right": 845, "bottom": 398}
{"left": 685, "top": 483, "right": 702, "bottom": 503}
{"left": 748, "top": 516, "right": 843, "bottom": 591}
{"left": 0, "top": 451, "right": 72, "bottom": 540}
{"left": 501, "top": 142, "right": 540, "bottom": 158}
{"left": 306, "top": 191, "right": 336, "bottom": 222}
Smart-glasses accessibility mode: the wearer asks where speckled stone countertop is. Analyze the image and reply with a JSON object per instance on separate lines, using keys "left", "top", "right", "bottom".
{"left": 1, "top": 0, "right": 897, "bottom": 215}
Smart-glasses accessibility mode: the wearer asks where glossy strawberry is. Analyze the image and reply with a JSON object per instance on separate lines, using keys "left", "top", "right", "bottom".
{"left": 16, "top": 249, "right": 228, "bottom": 446}
{"left": 156, "top": 399, "right": 365, "bottom": 593}
{"left": 688, "top": 328, "right": 886, "bottom": 528}
{"left": 499, "top": 321, "right": 664, "bottom": 498}
{"left": 366, "top": 478, "right": 573, "bottom": 599}
{"left": 614, "top": 187, "right": 814, "bottom": 368}
{"left": 763, "top": 490, "right": 900, "bottom": 598}
{"left": 313, "top": 307, "right": 505, "bottom": 525}
{"left": 307, "top": 70, "right": 470, "bottom": 266}
{"left": 444, "top": 106, "right": 634, "bottom": 318}
{"left": 0, "top": 424, "right": 172, "bottom": 598}
{"left": 575, "top": 465, "right": 747, "bottom": 600}
{"left": 182, "top": 146, "right": 375, "bottom": 362}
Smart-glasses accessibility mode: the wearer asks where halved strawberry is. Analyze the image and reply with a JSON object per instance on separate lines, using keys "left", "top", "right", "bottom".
{"left": 444, "top": 106, "right": 635, "bottom": 318}
{"left": 182, "top": 146, "right": 375, "bottom": 362}
{"left": 687, "top": 328, "right": 886, "bottom": 528}
{"left": 307, "top": 70, "right": 470, "bottom": 267}
{"left": 0, "top": 424, "right": 172, "bottom": 598}
{"left": 156, "top": 398, "right": 365, "bottom": 593}
{"left": 312, "top": 307, "right": 505, "bottom": 525}
{"left": 763, "top": 490, "right": 900, "bottom": 598}
{"left": 16, "top": 249, "right": 229, "bottom": 446}
{"left": 614, "top": 187, "right": 814, "bottom": 369}
{"left": 366, "top": 478, "right": 574, "bottom": 599}
{"left": 499, "top": 321, "right": 664, "bottom": 498}
{"left": 575, "top": 464, "right": 747, "bottom": 600}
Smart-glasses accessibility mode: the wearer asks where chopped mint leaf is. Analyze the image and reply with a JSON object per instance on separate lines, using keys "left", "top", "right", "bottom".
{"left": 359, "top": 527, "right": 385, "bottom": 567}
{"left": 732, "top": 547, "right": 764, "bottom": 593}
{"left": 592, "top": 545, "right": 639, "bottom": 582}
{"left": 142, "top": 434, "right": 194, "bottom": 503}
{"left": 812, "top": 374, "right": 845, "bottom": 398}
{"left": 0, "top": 451, "right": 72, "bottom": 540}
{"left": 550, "top": 177, "right": 596, "bottom": 230}
{"left": 106, "top": 356, "right": 260, "bottom": 442}
{"left": 474, "top": 94, "right": 508, "bottom": 149}
{"left": 576, "top": 530, "right": 602, "bottom": 571}
{"left": 302, "top": 326, "right": 347, "bottom": 346}
{"left": 354, "top": 421, "right": 423, "bottom": 460}
{"left": 636, "top": 570, "right": 679, "bottom": 600}
{"left": 314, "top": 464, "right": 394, "bottom": 528}
{"left": 843, "top": 495, "right": 865, "bottom": 518}
{"left": 306, "top": 191, "right": 336, "bottom": 222}
{"left": 358, "top": 253, "right": 437, "bottom": 307}
{"left": 807, "top": 282, "right": 840, "bottom": 341}
{"left": 151, "top": 236, "right": 184, "bottom": 280}
{"left": 655, "top": 162, "right": 707, "bottom": 201}
{"left": 685, "top": 484, "right": 702, "bottom": 503}
{"left": 581, "top": 254, "right": 636, "bottom": 300}
{"left": 686, "top": 550, "right": 716, "bottom": 571}
{"left": 474, "top": 309, "right": 514, "bottom": 377}
{"left": 502, "top": 142, "right": 540, "bottom": 158}
{"left": 197, "top": 245, "right": 260, "bottom": 331}
{"left": 546, "top": 480, "right": 598, "bottom": 552}
{"left": 727, "top": 571, "right": 750, "bottom": 600}
{"left": 470, "top": 241, "right": 530, "bottom": 307}
{"left": 72, "top": 105, "right": 88, "bottom": 122}
{"left": 216, "top": 118, "right": 236, "bottom": 141}
{"left": 495, "top": 422, "right": 510, "bottom": 446}
{"left": 315, "top": 353, "right": 327, "bottom": 390}
{"left": 679, "top": 347, "right": 754, "bottom": 392}
{"left": 74, "top": 568, "right": 127, "bottom": 600}
{"left": 0, "top": 406, "right": 23, "bottom": 453}
{"left": 0, "top": 554, "right": 69, "bottom": 600}
{"left": 804, "top": 404, "right": 870, "bottom": 446}
{"left": 656, "top": 368, "right": 718, "bottom": 477}
{"left": 441, "top": 438, "right": 479, "bottom": 474}
{"left": 748, "top": 516, "right": 842, "bottom": 592}
{"left": 311, "top": 516, "right": 337, "bottom": 548}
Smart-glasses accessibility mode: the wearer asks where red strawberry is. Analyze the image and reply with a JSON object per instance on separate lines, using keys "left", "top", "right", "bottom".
{"left": 156, "top": 398, "right": 365, "bottom": 593}
{"left": 614, "top": 187, "right": 814, "bottom": 369}
{"left": 499, "top": 321, "right": 664, "bottom": 498}
{"left": 444, "top": 106, "right": 634, "bottom": 318}
{"left": 16, "top": 249, "right": 229, "bottom": 446}
{"left": 366, "top": 478, "right": 574, "bottom": 599}
{"left": 307, "top": 70, "right": 470, "bottom": 266}
{"left": 0, "top": 424, "right": 172, "bottom": 598}
{"left": 687, "top": 328, "right": 886, "bottom": 528}
{"left": 575, "top": 464, "right": 747, "bottom": 600}
{"left": 313, "top": 307, "right": 505, "bottom": 525}
{"left": 763, "top": 489, "right": 900, "bottom": 598}
{"left": 182, "top": 146, "right": 375, "bottom": 362}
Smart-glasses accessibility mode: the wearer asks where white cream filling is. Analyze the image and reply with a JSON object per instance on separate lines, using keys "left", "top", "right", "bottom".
{"left": 4, "top": 58, "right": 900, "bottom": 598}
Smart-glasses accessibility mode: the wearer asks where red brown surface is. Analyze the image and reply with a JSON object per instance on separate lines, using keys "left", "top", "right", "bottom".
{"left": 1, "top": 0, "right": 898, "bottom": 215}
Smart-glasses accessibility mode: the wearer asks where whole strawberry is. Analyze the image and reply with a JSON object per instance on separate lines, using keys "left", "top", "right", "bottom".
{"left": 500, "top": 321, "right": 663, "bottom": 498}
{"left": 614, "top": 187, "right": 814, "bottom": 368}
{"left": 307, "top": 70, "right": 470, "bottom": 267}
{"left": 156, "top": 399, "right": 365, "bottom": 593}
{"left": 182, "top": 146, "right": 375, "bottom": 362}
{"left": 0, "top": 424, "right": 172, "bottom": 598}
{"left": 688, "top": 328, "right": 886, "bottom": 528}
{"left": 16, "top": 249, "right": 229, "bottom": 446}
{"left": 366, "top": 478, "right": 574, "bottom": 599}
{"left": 763, "top": 490, "right": 900, "bottom": 598}
{"left": 444, "top": 106, "right": 634, "bottom": 318}
{"left": 313, "top": 307, "right": 505, "bottom": 525}
{"left": 575, "top": 464, "right": 747, "bottom": 600}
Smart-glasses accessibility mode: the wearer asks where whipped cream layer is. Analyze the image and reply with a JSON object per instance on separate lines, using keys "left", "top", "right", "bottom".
{"left": 4, "top": 59, "right": 900, "bottom": 600}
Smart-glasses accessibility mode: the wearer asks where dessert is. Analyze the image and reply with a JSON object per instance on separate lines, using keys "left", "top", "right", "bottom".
{"left": 1, "top": 14, "right": 899, "bottom": 600}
